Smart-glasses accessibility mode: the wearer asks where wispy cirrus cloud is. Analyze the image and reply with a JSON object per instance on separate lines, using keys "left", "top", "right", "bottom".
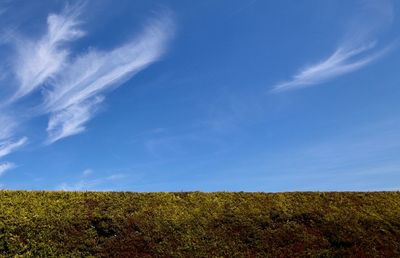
{"left": 0, "top": 0, "right": 9, "bottom": 16}
{"left": 0, "top": 137, "right": 28, "bottom": 158}
{"left": 0, "top": 3, "right": 85, "bottom": 162}
{"left": 11, "top": 3, "right": 85, "bottom": 101}
{"left": 0, "top": 3, "right": 174, "bottom": 158}
{"left": 0, "top": 96, "right": 26, "bottom": 170}
{"left": 0, "top": 162, "right": 15, "bottom": 176}
{"left": 0, "top": 114, "right": 17, "bottom": 140}
{"left": 43, "top": 13, "right": 174, "bottom": 143}
{"left": 272, "top": 43, "right": 390, "bottom": 92}
{"left": 46, "top": 95, "right": 104, "bottom": 143}
{"left": 82, "top": 168, "right": 93, "bottom": 177}
{"left": 58, "top": 173, "right": 126, "bottom": 191}
{"left": 0, "top": 7, "right": 6, "bottom": 16}
{"left": 271, "top": 0, "right": 395, "bottom": 93}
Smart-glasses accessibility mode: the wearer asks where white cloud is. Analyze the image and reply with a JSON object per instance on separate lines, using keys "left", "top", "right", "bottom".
{"left": 0, "top": 4, "right": 174, "bottom": 164}
{"left": 46, "top": 95, "right": 104, "bottom": 143}
{"left": 11, "top": 4, "right": 84, "bottom": 101}
{"left": 272, "top": 43, "right": 389, "bottom": 92}
{"left": 43, "top": 13, "right": 174, "bottom": 143}
{"left": 0, "top": 4, "right": 174, "bottom": 146}
{"left": 0, "top": 0, "right": 10, "bottom": 16}
{"left": 0, "top": 162, "right": 15, "bottom": 176}
{"left": 58, "top": 174, "right": 126, "bottom": 191}
{"left": 0, "top": 114, "right": 17, "bottom": 140}
{"left": 58, "top": 180, "right": 87, "bottom": 191}
{"left": 271, "top": 0, "right": 394, "bottom": 93}
{"left": 82, "top": 168, "right": 93, "bottom": 177}
{"left": 0, "top": 137, "right": 27, "bottom": 158}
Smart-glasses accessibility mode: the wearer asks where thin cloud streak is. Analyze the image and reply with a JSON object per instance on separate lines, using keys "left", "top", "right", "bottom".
{"left": 0, "top": 114, "right": 17, "bottom": 140}
{"left": 82, "top": 168, "right": 93, "bottom": 177}
{"left": 0, "top": 7, "right": 6, "bottom": 16}
{"left": 44, "top": 13, "right": 174, "bottom": 143}
{"left": 0, "top": 0, "right": 10, "bottom": 16}
{"left": 0, "top": 4, "right": 174, "bottom": 176}
{"left": 58, "top": 174, "right": 126, "bottom": 191}
{"left": 11, "top": 3, "right": 84, "bottom": 101}
{"left": 46, "top": 96, "right": 104, "bottom": 143}
{"left": 272, "top": 43, "right": 389, "bottom": 92}
{"left": 0, "top": 137, "right": 28, "bottom": 158}
{"left": 0, "top": 3, "right": 174, "bottom": 147}
{"left": 271, "top": 0, "right": 394, "bottom": 93}
{"left": 0, "top": 162, "right": 15, "bottom": 176}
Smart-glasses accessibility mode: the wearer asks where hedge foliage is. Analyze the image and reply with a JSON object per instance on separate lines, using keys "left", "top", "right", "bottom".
{"left": 0, "top": 191, "right": 399, "bottom": 257}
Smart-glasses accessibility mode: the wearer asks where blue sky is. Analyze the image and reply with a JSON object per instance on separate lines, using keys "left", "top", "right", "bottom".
{"left": 0, "top": 0, "right": 399, "bottom": 191}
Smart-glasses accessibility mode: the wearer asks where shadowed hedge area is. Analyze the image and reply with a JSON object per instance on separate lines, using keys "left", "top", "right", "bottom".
{"left": 0, "top": 191, "right": 400, "bottom": 257}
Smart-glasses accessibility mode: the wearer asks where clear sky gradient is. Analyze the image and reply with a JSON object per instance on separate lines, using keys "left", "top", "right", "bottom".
{"left": 0, "top": 0, "right": 399, "bottom": 191}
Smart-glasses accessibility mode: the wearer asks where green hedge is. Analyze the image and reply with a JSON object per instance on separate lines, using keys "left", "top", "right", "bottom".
{"left": 0, "top": 191, "right": 399, "bottom": 257}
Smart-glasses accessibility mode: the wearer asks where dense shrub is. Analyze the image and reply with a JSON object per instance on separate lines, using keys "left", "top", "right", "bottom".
{"left": 0, "top": 191, "right": 399, "bottom": 257}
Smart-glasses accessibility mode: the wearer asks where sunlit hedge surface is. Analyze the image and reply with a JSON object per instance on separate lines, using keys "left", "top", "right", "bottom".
{"left": 0, "top": 191, "right": 399, "bottom": 257}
